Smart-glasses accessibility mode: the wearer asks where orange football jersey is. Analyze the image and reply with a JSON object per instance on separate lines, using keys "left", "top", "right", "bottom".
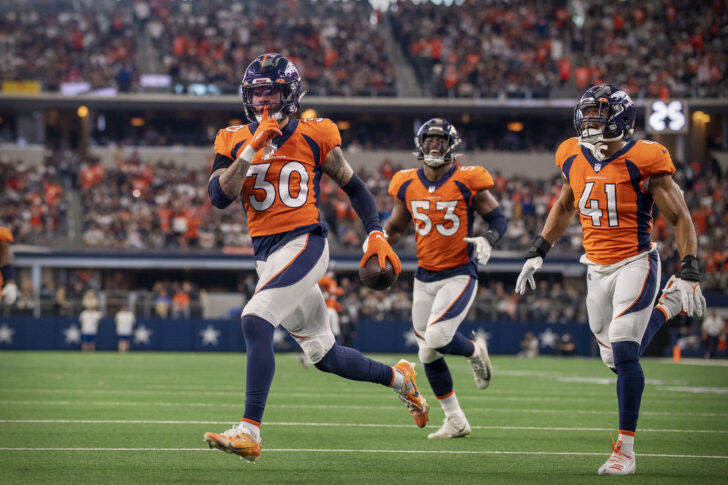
{"left": 0, "top": 226, "right": 13, "bottom": 289}
{"left": 214, "top": 118, "right": 340, "bottom": 239}
{"left": 556, "top": 137, "right": 676, "bottom": 264}
{"left": 388, "top": 164, "right": 494, "bottom": 272}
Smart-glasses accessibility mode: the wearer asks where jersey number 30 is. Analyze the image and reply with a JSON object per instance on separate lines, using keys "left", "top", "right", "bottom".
{"left": 410, "top": 200, "right": 459, "bottom": 236}
{"left": 578, "top": 182, "right": 619, "bottom": 227}
{"left": 247, "top": 162, "right": 309, "bottom": 211}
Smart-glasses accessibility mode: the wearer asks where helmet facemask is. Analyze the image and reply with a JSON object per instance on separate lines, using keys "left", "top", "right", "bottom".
{"left": 575, "top": 99, "right": 624, "bottom": 145}
{"left": 421, "top": 136, "right": 451, "bottom": 167}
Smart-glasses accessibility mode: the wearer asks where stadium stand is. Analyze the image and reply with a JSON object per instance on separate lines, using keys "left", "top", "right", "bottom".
{"left": 2, "top": 0, "right": 725, "bottom": 99}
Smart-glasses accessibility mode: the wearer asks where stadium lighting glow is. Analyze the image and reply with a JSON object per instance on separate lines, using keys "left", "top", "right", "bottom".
{"left": 300, "top": 109, "right": 318, "bottom": 119}
{"left": 228, "top": 119, "right": 243, "bottom": 127}
{"left": 336, "top": 120, "right": 351, "bottom": 130}
{"left": 507, "top": 122, "right": 524, "bottom": 132}
{"left": 692, "top": 111, "right": 711, "bottom": 124}
{"left": 130, "top": 117, "right": 145, "bottom": 127}
{"left": 77, "top": 106, "right": 89, "bottom": 118}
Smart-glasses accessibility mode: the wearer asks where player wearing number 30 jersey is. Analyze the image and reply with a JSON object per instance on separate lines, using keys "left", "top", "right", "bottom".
{"left": 203, "top": 53, "right": 427, "bottom": 463}
{"left": 515, "top": 84, "right": 705, "bottom": 476}
{"left": 385, "top": 118, "right": 506, "bottom": 439}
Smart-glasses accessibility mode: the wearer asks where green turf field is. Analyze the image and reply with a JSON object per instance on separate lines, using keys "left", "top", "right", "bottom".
{"left": 1, "top": 351, "right": 727, "bottom": 484}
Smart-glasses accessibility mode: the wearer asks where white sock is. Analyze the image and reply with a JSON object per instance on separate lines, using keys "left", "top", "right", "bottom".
{"left": 618, "top": 432, "right": 635, "bottom": 454}
{"left": 439, "top": 392, "right": 463, "bottom": 417}
{"left": 239, "top": 420, "right": 261, "bottom": 441}
{"left": 390, "top": 368, "right": 405, "bottom": 391}
{"left": 468, "top": 341, "right": 479, "bottom": 359}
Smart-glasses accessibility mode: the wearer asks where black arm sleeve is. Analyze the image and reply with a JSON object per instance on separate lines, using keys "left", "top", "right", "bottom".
{"left": 211, "top": 153, "right": 234, "bottom": 175}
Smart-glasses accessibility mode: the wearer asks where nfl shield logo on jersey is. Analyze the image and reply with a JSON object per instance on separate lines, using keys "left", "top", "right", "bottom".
{"left": 594, "top": 163, "right": 602, "bottom": 172}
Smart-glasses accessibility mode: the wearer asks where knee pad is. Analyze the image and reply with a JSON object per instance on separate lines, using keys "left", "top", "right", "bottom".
{"left": 418, "top": 346, "right": 442, "bottom": 364}
{"left": 424, "top": 325, "right": 454, "bottom": 350}
{"left": 298, "top": 332, "right": 335, "bottom": 364}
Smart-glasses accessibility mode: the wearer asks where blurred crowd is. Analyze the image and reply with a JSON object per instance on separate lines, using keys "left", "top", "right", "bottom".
{"left": 0, "top": 156, "right": 68, "bottom": 246}
{"left": 1, "top": 0, "right": 725, "bottom": 99}
{"left": 390, "top": 0, "right": 727, "bottom": 99}
{"left": 2, "top": 149, "right": 725, "bottom": 293}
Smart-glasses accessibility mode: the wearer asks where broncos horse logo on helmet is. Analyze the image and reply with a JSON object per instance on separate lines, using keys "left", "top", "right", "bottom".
{"left": 415, "top": 118, "right": 462, "bottom": 168}
{"left": 241, "top": 53, "right": 306, "bottom": 123}
{"left": 574, "top": 84, "right": 635, "bottom": 144}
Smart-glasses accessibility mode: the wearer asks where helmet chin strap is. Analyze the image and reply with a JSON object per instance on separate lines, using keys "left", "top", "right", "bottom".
{"left": 255, "top": 109, "right": 285, "bottom": 123}
{"left": 578, "top": 132, "right": 624, "bottom": 161}
{"left": 423, "top": 155, "right": 448, "bottom": 167}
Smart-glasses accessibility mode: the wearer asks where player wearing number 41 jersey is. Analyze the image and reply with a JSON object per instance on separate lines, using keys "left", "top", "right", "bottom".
{"left": 384, "top": 118, "right": 504, "bottom": 439}
{"left": 204, "top": 53, "right": 427, "bottom": 463}
{"left": 515, "top": 84, "right": 706, "bottom": 476}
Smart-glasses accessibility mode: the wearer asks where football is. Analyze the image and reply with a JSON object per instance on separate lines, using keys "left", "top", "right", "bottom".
{"left": 359, "top": 255, "right": 398, "bottom": 291}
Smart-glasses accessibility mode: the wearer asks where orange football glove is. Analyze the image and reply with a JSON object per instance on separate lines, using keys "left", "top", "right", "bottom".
{"left": 248, "top": 106, "right": 282, "bottom": 151}
{"left": 360, "top": 231, "right": 401, "bottom": 274}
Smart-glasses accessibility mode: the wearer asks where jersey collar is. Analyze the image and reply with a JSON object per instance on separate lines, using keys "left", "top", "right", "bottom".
{"left": 580, "top": 140, "right": 636, "bottom": 170}
{"left": 417, "top": 164, "right": 457, "bottom": 193}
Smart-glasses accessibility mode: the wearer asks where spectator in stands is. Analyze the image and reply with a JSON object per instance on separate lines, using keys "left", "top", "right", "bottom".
{"left": 114, "top": 305, "right": 135, "bottom": 352}
{"left": 80, "top": 306, "right": 103, "bottom": 352}
{"left": 557, "top": 332, "right": 576, "bottom": 356}
{"left": 702, "top": 309, "right": 726, "bottom": 359}
{"left": 519, "top": 332, "right": 539, "bottom": 358}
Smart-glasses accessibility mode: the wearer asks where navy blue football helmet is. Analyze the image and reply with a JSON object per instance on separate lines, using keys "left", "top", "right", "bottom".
{"left": 240, "top": 53, "right": 304, "bottom": 122}
{"left": 415, "top": 118, "right": 461, "bottom": 167}
{"left": 574, "top": 84, "right": 635, "bottom": 143}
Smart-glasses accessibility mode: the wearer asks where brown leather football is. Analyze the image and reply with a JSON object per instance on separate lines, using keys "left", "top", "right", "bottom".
{"left": 359, "top": 255, "right": 398, "bottom": 291}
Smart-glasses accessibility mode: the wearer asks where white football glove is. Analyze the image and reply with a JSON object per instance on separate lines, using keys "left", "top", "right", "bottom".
{"left": 463, "top": 236, "right": 493, "bottom": 265}
{"left": 664, "top": 278, "right": 706, "bottom": 318}
{"left": 515, "top": 257, "right": 543, "bottom": 295}
{"left": 2, "top": 282, "right": 18, "bottom": 305}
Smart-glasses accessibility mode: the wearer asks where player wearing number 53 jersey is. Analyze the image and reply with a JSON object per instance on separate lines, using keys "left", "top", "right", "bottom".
{"left": 204, "top": 53, "right": 427, "bottom": 463}
{"left": 515, "top": 85, "right": 705, "bottom": 475}
{"left": 385, "top": 118, "right": 505, "bottom": 439}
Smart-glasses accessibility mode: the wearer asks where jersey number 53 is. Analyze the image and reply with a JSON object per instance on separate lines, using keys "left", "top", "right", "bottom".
{"left": 410, "top": 200, "right": 459, "bottom": 236}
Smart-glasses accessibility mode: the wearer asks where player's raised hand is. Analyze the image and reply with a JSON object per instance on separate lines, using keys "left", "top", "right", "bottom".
{"left": 360, "top": 230, "right": 401, "bottom": 274}
{"left": 248, "top": 106, "right": 282, "bottom": 151}
{"left": 463, "top": 236, "right": 492, "bottom": 265}
{"left": 515, "top": 257, "right": 542, "bottom": 295}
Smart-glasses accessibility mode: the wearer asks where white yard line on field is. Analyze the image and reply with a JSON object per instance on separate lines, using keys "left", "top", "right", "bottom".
{"left": 0, "top": 447, "right": 725, "bottom": 459}
{"left": 0, "top": 419, "right": 726, "bottom": 434}
{"left": 0, "top": 400, "right": 726, "bottom": 417}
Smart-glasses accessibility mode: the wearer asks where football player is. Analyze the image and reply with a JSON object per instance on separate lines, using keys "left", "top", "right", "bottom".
{"left": 0, "top": 227, "right": 17, "bottom": 306}
{"left": 515, "top": 84, "right": 706, "bottom": 475}
{"left": 203, "top": 53, "right": 428, "bottom": 462}
{"left": 383, "top": 118, "right": 505, "bottom": 438}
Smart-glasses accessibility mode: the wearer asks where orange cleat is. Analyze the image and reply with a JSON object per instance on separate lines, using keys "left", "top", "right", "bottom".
{"left": 204, "top": 424, "right": 261, "bottom": 463}
{"left": 393, "top": 359, "right": 429, "bottom": 427}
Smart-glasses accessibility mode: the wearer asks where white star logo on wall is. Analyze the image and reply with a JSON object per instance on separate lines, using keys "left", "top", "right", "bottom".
{"left": 62, "top": 324, "right": 81, "bottom": 344}
{"left": 539, "top": 328, "right": 558, "bottom": 349}
{"left": 134, "top": 325, "right": 152, "bottom": 345}
{"left": 200, "top": 325, "right": 221, "bottom": 346}
{"left": 0, "top": 323, "right": 15, "bottom": 344}
{"left": 403, "top": 329, "right": 419, "bottom": 348}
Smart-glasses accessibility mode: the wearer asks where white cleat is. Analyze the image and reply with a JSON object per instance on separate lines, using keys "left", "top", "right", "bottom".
{"left": 468, "top": 331, "right": 493, "bottom": 389}
{"left": 598, "top": 439, "right": 635, "bottom": 475}
{"left": 427, "top": 413, "right": 471, "bottom": 439}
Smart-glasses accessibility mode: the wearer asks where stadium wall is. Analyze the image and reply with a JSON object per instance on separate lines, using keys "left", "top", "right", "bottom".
{"left": 0, "top": 317, "right": 594, "bottom": 357}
